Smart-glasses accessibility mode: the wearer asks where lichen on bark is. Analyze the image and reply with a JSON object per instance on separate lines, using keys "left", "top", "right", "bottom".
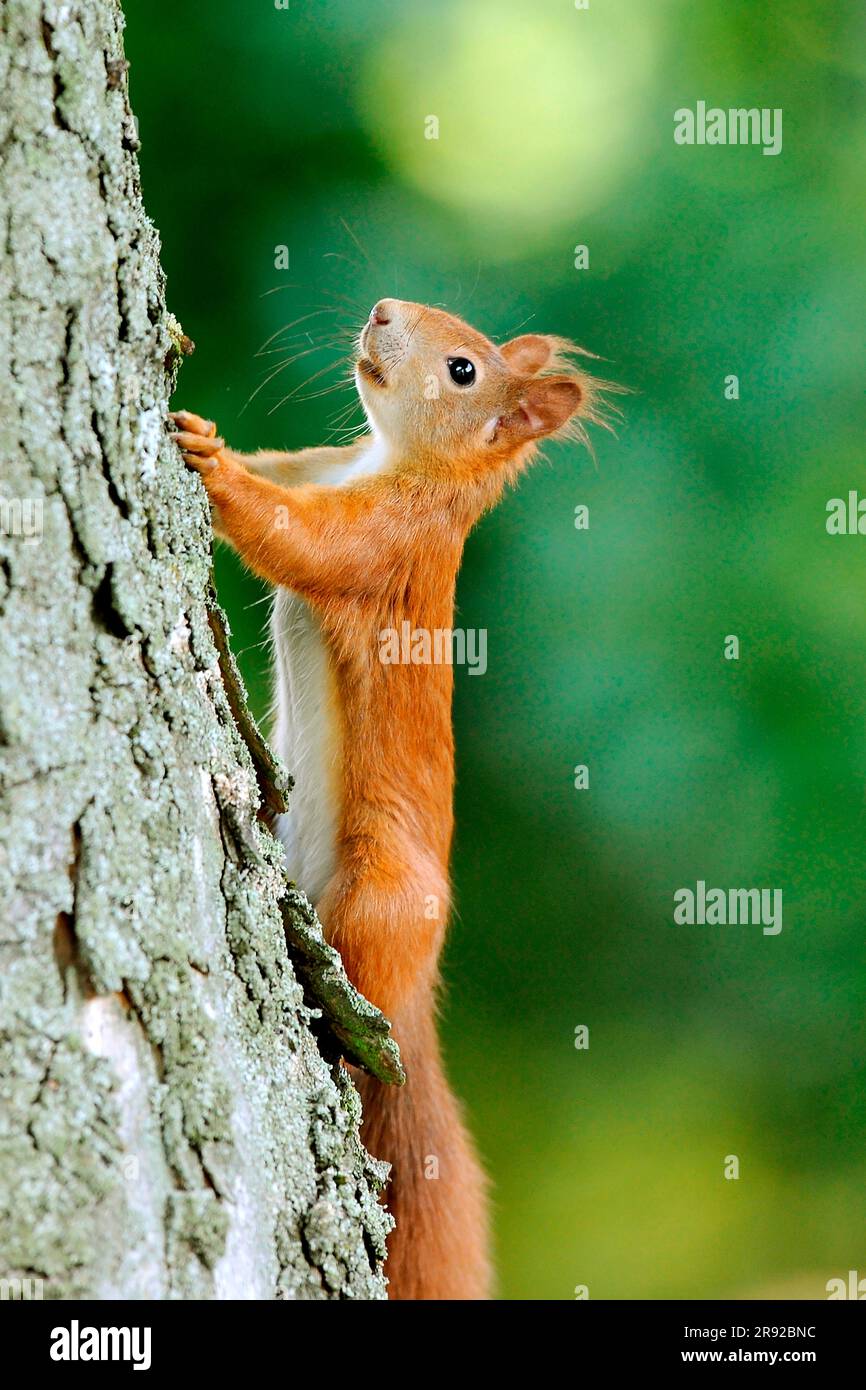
{"left": 0, "top": 0, "right": 396, "bottom": 1299}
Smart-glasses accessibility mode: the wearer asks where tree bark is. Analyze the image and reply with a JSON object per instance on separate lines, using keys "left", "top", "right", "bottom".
{"left": 0, "top": 0, "right": 400, "bottom": 1300}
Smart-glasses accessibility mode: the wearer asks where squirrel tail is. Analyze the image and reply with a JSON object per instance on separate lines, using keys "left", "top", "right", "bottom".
{"left": 356, "top": 997, "right": 492, "bottom": 1300}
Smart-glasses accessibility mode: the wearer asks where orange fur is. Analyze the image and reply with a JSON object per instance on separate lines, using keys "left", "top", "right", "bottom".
{"left": 171, "top": 299, "right": 609, "bottom": 1299}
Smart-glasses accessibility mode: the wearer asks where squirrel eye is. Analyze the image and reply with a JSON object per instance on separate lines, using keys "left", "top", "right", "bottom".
{"left": 447, "top": 356, "right": 476, "bottom": 386}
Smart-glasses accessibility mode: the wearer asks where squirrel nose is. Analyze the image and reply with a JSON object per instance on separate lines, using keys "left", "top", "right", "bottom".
{"left": 369, "top": 300, "right": 393, "bottom": 326}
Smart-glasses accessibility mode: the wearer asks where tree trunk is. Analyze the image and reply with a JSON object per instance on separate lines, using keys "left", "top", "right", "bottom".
{"left": 0, "top": 0, "right": 400, "bottom": 1300}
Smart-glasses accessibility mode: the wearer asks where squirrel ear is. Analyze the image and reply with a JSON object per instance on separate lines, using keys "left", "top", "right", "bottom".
{"left": 500, "top": 333, "right": 556, "bottom": 375}
{"left": 496, "top": 377, "right": 584, "bottom": 444}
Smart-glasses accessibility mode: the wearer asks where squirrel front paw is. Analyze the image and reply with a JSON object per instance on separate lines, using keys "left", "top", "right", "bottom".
{"left": 169, "top": 409, "right": 225, "bottom": 475}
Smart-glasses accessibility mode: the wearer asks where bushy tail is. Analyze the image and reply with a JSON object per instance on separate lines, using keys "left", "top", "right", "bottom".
{"left": 356, "top": 999, "right": 491, "bottom": 1300}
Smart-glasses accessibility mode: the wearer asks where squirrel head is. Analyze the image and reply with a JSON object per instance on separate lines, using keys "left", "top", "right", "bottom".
{"left": 355, "top": 298, "right": 609, "bottom": 479}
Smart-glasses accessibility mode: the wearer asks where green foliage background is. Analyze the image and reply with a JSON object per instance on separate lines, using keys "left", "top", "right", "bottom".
{"left": 125, "top": 0, "right": 866, "bottom": 1299}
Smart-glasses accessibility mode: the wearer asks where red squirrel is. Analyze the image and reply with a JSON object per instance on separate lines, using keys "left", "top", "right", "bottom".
{"left": 171, "top": 298, "right": 609, "bottom": 1300}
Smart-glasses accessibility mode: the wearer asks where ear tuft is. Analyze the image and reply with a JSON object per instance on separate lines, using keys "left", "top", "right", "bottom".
{"left": 494, "top": 334, "right": 626, "bottom": 454}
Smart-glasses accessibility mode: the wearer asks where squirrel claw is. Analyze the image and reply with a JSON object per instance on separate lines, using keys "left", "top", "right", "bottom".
{"left": 170, "top": 411, "right": 227, "bottom": 475}
{"left": 170, "top": 409, "right": 217, "bottom": 438}
{"left": 181, "top": 451, "right": 220, "bottom": 475}
{"left": 171, "top": 430, "right": 225, "bottom": 472}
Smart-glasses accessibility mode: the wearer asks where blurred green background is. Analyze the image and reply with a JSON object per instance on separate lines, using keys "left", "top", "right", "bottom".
{"left": 125, "top": 0, "right": 866, "bottom": 1299}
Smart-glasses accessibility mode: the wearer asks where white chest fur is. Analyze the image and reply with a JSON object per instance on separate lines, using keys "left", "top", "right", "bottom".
{"left": 271, "top": 589, "right": 340, "bottom": 907}
{"left": 270, "top": 434, "right": 391, "bottom": 905}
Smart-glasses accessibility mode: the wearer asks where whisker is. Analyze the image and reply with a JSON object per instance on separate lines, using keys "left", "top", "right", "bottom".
{"left": 293, "top": 374, "right": 356, "bottom": 404}
{"left": 267, "top": 358, "right": 354, "bottom": 415}
{"left": 241, "top": 343, "right": 338, "bottom": 415}
{"left": 320, "top": 286, "right": 371, "bottom": 319}
{"left": 259, "top": 283, "right": 302, "bottom": 298}
{"left": 339, "top": 217, "right": 379, "bottom": 276}
{"left": 255, "top": 307, "right": 345, "bottom": 355}
{"left": 255, "top": 334, "right": 348, "bottom": 358}
{"left": 460, "top": 262, "right": 483, "bottom": 314}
